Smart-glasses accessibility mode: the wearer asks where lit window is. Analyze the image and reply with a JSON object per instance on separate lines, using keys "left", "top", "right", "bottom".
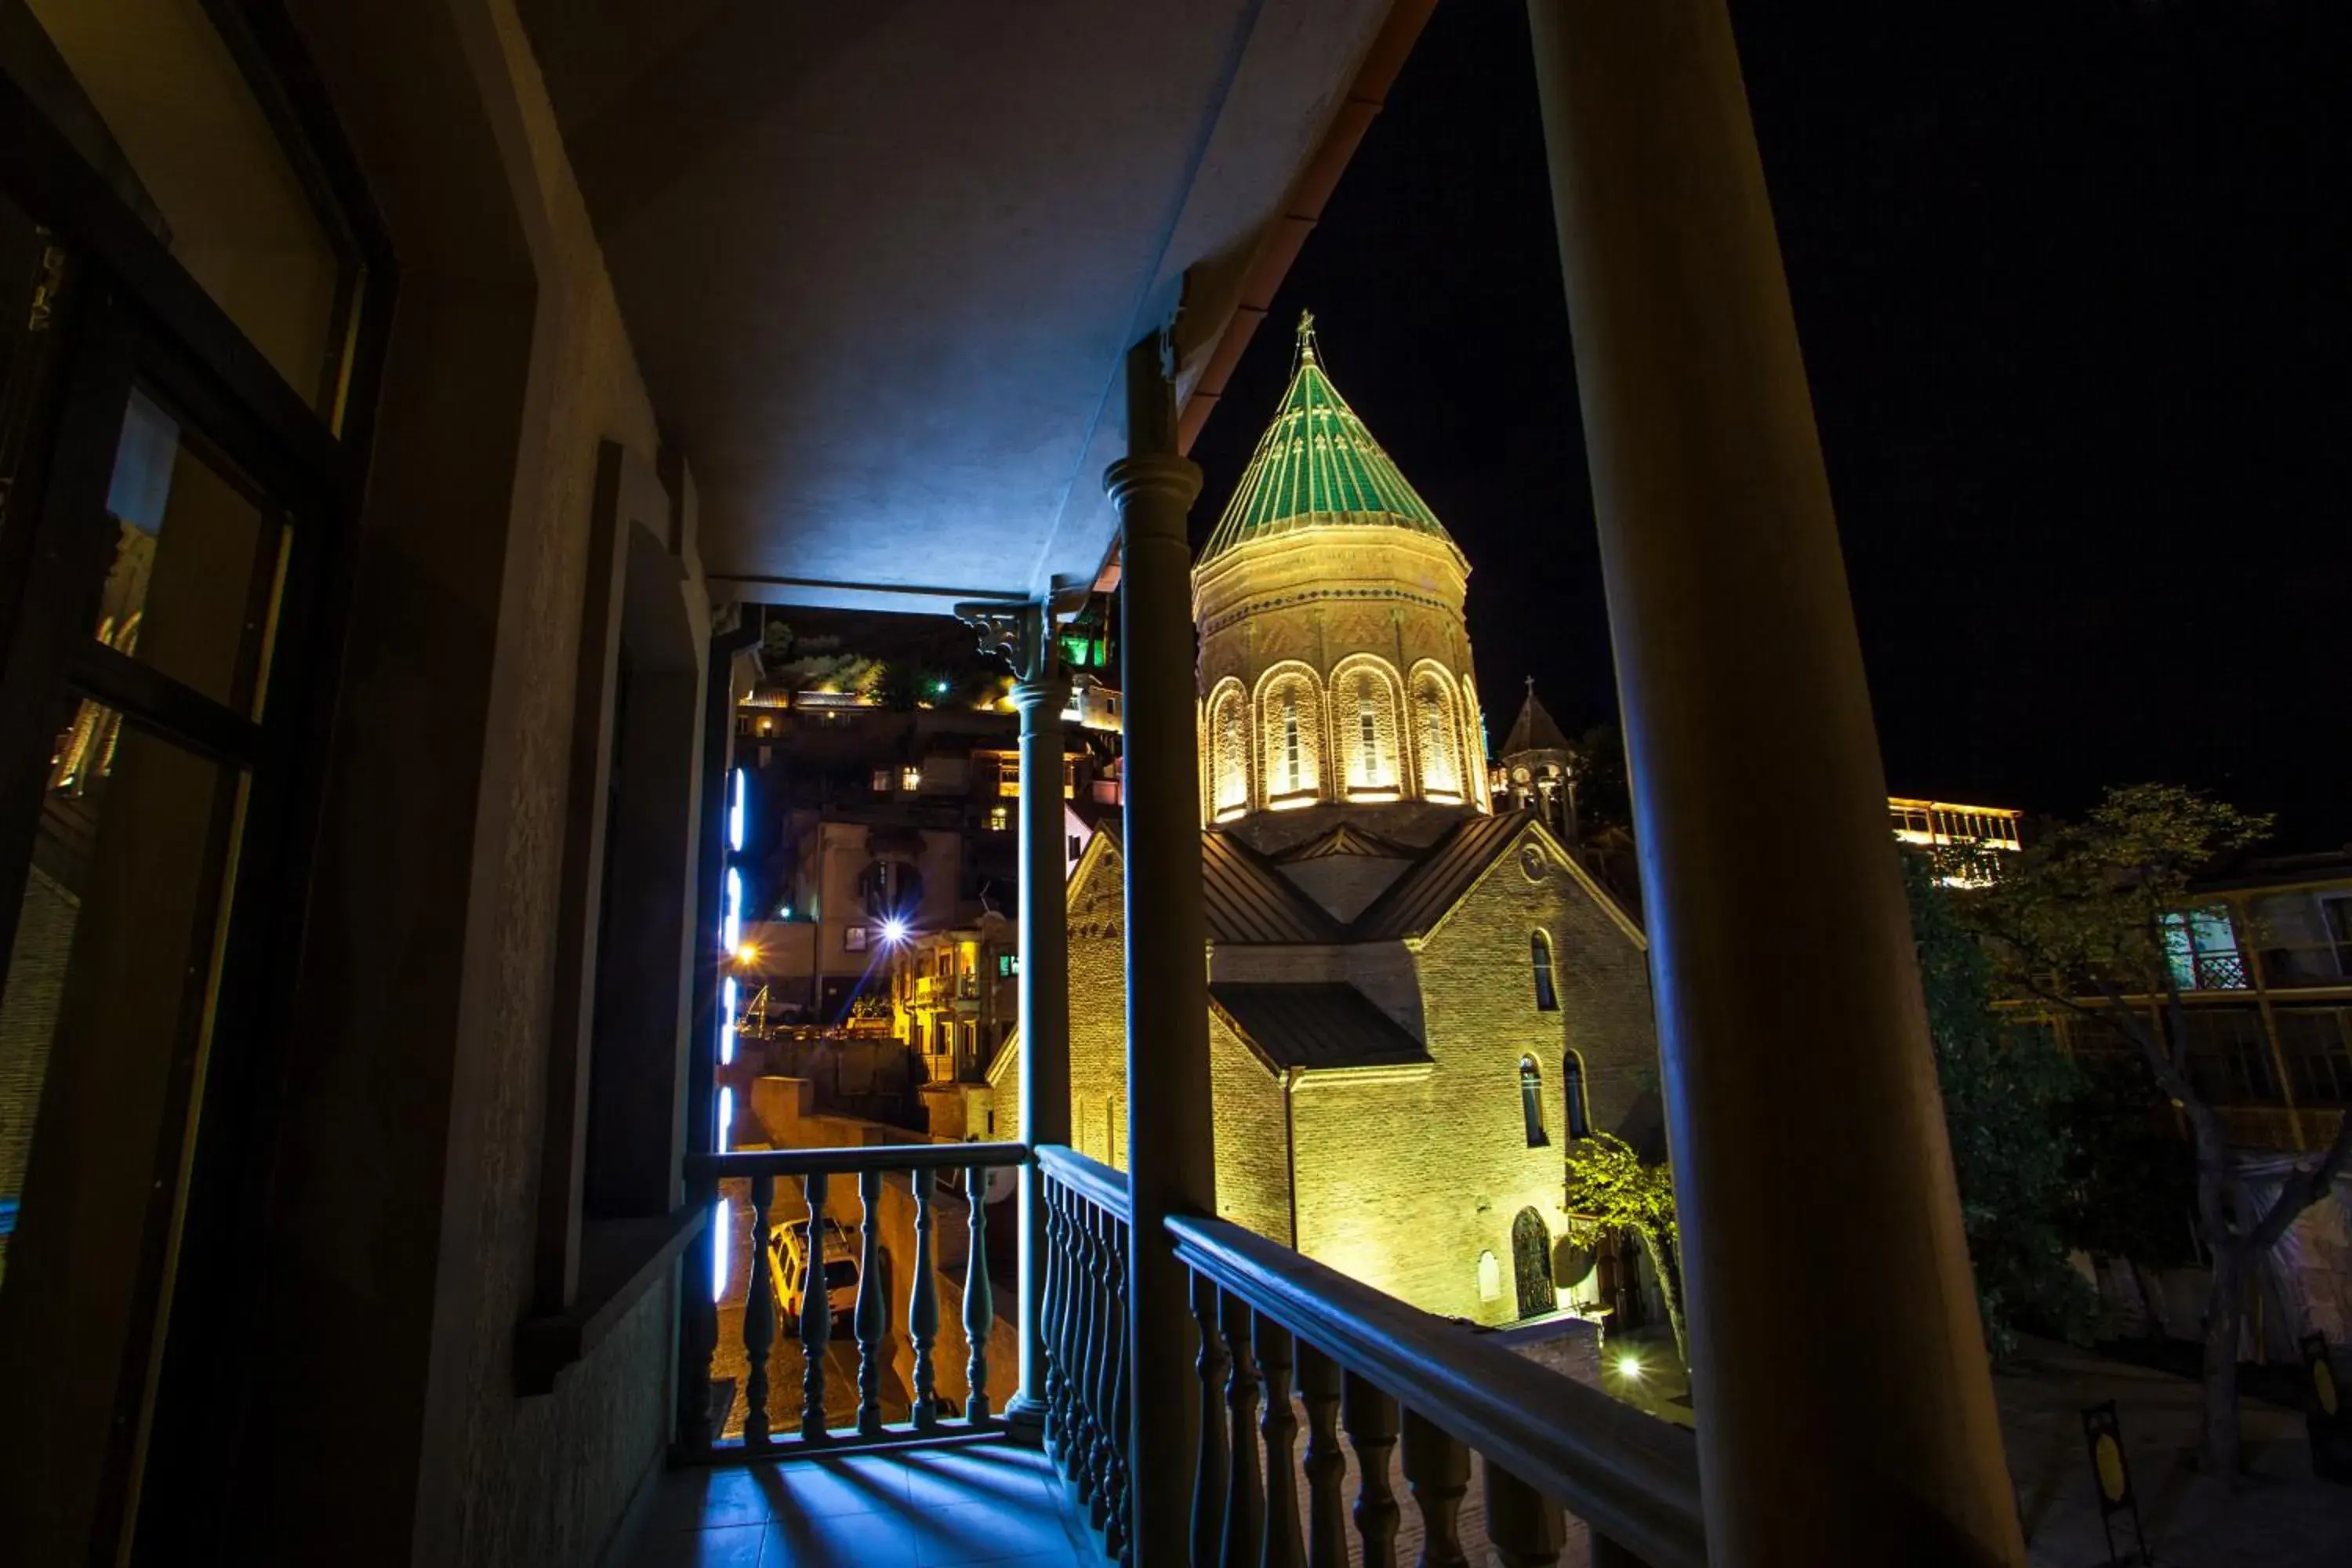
{"left": 900, "top": 765, "right": 921, "bottom": 792}
{"left": 1359, "top": 695, "right": 1379, "bottom": 781}
{"left": 872, "top": 768, "right": 891, "bottom": 793}
{"left": 1520, "top": 1057, "right": 1548, "bottom": 1147}
{"left": 1563, "top": 1051, "right": 1590, "bottom": 1139}
{"left": 999, "top": 953, "right": 1019, "bottom": 978}
{"left": 987, "top": 804, "right": 1009, "bottom": 832}
{"left": 1283, "top": 694, "right": 1301, "bottom": 793}
{"left": 2162, "top": 907, "right": 2245, "bottom": 991}
{"left": 1532, "top": 931, "right": 1558, "bottom": 1011}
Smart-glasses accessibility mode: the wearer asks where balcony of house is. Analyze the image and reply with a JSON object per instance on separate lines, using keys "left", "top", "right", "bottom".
{"left": 608, "top": 1141, "right": 1704, "bottom": 1568}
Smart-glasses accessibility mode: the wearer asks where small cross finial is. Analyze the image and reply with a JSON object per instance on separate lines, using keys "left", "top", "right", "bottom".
{"left": 1296, "top": 308, "right": 1319, "bottom": 365}
{"left": 1524, "top": 675, "right": 1535, "bottom": 694}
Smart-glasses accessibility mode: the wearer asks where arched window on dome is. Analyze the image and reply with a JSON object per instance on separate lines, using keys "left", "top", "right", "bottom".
{"left": 1207, "top": 682, "right": 1250, "bottom": 819}
{"left": 1257, "top": 668, "right": 1323, "bottom": 805}
{"left": 1331, "top": 658, "right": 1402, "bottom": 800}
{"left": 1411, "top": 666, "right": 1465, "bottom": 801}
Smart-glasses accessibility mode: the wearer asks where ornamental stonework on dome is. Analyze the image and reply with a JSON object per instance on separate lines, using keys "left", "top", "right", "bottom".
{"left": 1193, "top": 314, "right": 1490, "bottom": 850}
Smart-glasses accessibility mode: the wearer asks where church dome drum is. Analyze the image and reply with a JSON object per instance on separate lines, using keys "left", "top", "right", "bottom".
{"left": 1194, "top": 314, "right": 1489, "bottom": 832}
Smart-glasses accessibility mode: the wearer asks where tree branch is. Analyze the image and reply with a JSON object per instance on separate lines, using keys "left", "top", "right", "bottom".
{"left": 2250, "top": 1110, "right": 2352, "bottom": 1251}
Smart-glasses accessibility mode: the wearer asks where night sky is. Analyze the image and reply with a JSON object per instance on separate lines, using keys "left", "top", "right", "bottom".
{"left": 1189, "top": 2, "right": 2352, "bottom": 848}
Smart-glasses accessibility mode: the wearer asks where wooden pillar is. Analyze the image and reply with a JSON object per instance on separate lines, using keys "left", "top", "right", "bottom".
{"left": 1011, "top": 633, "right": 1073, "bottom": 1437}
{"left": 1110, "top": 336, "right": 1214, "bottom": 1568}
{"left": 1523, "top": 3, "right": 2024, "bottom": 1561}
{"left": 2227, "top": 893, "right": 2306, "bottom": 1149}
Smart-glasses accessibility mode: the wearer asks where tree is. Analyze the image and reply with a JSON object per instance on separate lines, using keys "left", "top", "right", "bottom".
{"left": 1561, "top": 1131, "right": 1686, "bottom": 1367}
{"left": 1903, "top": 851, "right": 2093, "bottom": 1359}
{"left": 1958, "top": 783, "right": 2352, "bottom": 1476}
{"left": 1570, "top": 723, "right": 1631, "bottom": 834}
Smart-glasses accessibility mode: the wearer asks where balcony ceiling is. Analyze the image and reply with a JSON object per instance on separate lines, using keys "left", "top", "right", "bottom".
{"left": 518, "top": 0, "right": 1399, "bottom": 614}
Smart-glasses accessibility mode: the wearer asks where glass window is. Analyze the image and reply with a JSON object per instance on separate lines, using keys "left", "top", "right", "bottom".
{"left": 1, "top": 702, "right": 243, "bottom": 1287}
{"left": 1532, "top": 931, "right": 1558, "bottom": 1011}
{"left": 96, "top": 388, "right": 285, "bottom": 713}
{"left": 0, "top": 191, "right": 74, "bottom": 551}
{"left": 20, "top": 0, "right": 355, "bottom": 412}
{"left": 2162, "top": 907, "right": 2245, "bottom": 992}
{"left": 1563, "top": 1052, "right": 1590, "bottom": 1139}
{"left": 1519, "top": 1057, "right": 1547, "bottom": 1148}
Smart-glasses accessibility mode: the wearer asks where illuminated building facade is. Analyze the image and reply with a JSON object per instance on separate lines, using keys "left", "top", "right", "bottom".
{"left": 996, "top": 319, "right": 1667, "bottom": 1328}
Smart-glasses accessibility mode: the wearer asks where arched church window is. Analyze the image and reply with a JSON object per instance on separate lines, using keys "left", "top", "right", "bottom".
{"left": 1532, "top": 931, "right": 1558, "bottom": 1011}
{"left": 1563, "top": 1051, "right": 1590, "bottom": 1139}
{"left": 1520, "top": 1056, "right": 1548, "bottom": 1147}
{"left": 1282, "top": 694, "right": 1302, "bottom": 793}
{"left": 1358, "top": 695, "right": 1379, "bottom": 780}
{"left": 1208, "top": 683, "right": 1249, "bottom": 816}
{"left": 1412, "top": 667, "right": 1463, "bottom": 800}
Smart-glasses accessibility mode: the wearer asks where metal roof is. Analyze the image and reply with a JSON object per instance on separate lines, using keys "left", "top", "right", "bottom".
{"left": 1201, "top": 830, "right": 1344, "bottom": 943}
{"left": 1349, "top": 811, "right": 1532, "bottom": 940}
{"left": 1501, "top": 681, "right": 1573, "bottom": 757}
{"left": 1200, "top": 312, "right": 1457, "bottom": 563}
{"left": 1210, "top": 982, "right": 1431, "bottom": 1071}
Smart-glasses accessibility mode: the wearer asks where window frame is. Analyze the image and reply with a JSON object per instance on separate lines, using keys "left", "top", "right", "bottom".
{"left": 1519, "top": 1055, "right": 1548, "bottom": 1148}
{"left": 1532, "top": 929, "right": 1559, "bottom": 1011}
{"left": 0, "top": 12, "right": 396, "bottom": 1556}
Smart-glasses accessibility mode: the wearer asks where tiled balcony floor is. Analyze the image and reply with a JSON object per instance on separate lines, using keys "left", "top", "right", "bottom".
{"left": 612, "top": 1441, "right": 1108, "bottom": 1568}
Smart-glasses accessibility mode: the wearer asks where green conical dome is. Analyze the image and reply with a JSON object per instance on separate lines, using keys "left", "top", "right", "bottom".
{"left": 1200, "top": 312, "right": 1456, "bottom": 563}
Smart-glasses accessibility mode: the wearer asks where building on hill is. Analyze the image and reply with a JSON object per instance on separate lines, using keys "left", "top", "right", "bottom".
{"left": 992, "top": 316, "right": 1668, "bottom": 1329}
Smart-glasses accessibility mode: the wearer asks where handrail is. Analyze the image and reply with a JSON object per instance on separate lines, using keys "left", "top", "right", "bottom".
{"left": 1167, "top": 1212, "right": 1708, "bottom": 1568}
{"left": 685, "top": 1140, "right": 1029, "bottom": 1181}
{"left": 1035, "top": 1143, "right": 1131, "bottom": 1222}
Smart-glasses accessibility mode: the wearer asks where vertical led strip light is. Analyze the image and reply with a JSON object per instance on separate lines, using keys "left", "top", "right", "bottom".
{"left": 713, "top": 767, "right": 750, "bottom": 1302}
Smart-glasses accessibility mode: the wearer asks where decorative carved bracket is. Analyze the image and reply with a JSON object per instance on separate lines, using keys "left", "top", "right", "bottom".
{"left": 955, "top": 600, "right": 1057, "bottom": 685}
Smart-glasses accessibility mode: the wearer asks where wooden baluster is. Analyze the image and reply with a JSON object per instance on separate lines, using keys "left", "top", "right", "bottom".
{"left": 1295, "top": 1341, "right": 1348, "bottom": 1568}
{"left": 964, "top": 1163, "right": 994, "bottom": 1421}
{"left": 1087, "top": 1206, "right": 1119, "bottom": 1534}
{"left": 1191, "top": 1273, "right": 1232, "bottom": 1567}
{"left": 1256, "top": 1316, "right": 1304, "bottom": 1568}
{"left": 854, "top": 1168, "right": 886, "bottom": 1436}
{"left": 1043, "top": 1179, "right": 1071, "bottom": 1464}
{"left": 1399, "top": 1410, "right": 1470, "bottom": 1568}
{"left": 743, "top": 1175, "right": 775, "bottom": 1447}
{"left": 1483, "top": 1460, "right": 1567, "bottom": 1568}
{"left": 1221, "top": 1290, "right": 1265, "bottom": 1568}
{"left": 800, "top": 1171, "right": 831, "bottom": 1443}
{"left": 1067, "top": 1194, "right": 1103, "bottom": 1518}
{"left": 910, "top": 1167, "right": 941, "bottom": 1432}
{"left": 1105, "top": 1214, "right": 1133, "bottom": 1568}
{"left": 1341, "top": 1373, "right": 1402, "bottom": 1568}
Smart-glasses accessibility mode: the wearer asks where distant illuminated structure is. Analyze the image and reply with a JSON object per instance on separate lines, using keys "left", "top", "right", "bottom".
{"left": 1193, "top": 312, "right": 1489, "bottom": 837}
{"left": 1889, "top": 798, "right": 2023, "bottom": 885}
{"left": 985, "top": 316, "right": 1670, "bottom": 1332}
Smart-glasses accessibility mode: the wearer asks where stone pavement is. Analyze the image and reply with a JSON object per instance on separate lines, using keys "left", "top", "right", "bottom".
{"left": 1994, "top": 1337, "right": 2351, "bottom": 1566}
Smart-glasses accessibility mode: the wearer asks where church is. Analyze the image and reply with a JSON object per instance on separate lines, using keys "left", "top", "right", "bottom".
{"left": 992, "top": 317, "right": 1664, "bottom": 1327}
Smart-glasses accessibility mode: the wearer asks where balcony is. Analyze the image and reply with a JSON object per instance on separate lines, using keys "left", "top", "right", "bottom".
{"left": 633, "top": 1142, "right": 1703, "bottom": 1568}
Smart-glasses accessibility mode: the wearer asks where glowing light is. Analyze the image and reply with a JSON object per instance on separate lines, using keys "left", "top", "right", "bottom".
{"left": 779, "top": 905, "right": 793, "bottom": 920}
{"left": 718, "top": 1086, "right": 734, "bottom": 1149}
{"left": 931, "top": 679, "right": 950, "bottom": 695}
{"left": 880, "top": 916, "right": 909, "bottom": 945}
{"left": 722, "top": 868, "right": 742, "bottom": 951}
{"left": 710, "top": 1198, "right": 729, "bottom": 1301}
{"left": 1615, "top": 1352, "right": 1644, "bottom": 1381}
{"left": 728, "top": 768, "right": 745, "bottom": 853}
{"left": 720, "top": 978, "right": 739, "bottom": 1065}
{"left": 735, "top": 942, "right": 759, "bottom": 966}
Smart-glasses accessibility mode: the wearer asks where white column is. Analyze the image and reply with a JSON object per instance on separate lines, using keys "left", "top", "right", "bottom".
{"left": 1524, "top": 3, "right": 2024, "bottom": 1562}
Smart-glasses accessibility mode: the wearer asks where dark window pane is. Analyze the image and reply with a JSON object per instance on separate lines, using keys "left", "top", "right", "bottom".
{"left": 96, "top": 389, "right": 285, "bottom": 713}
{"left": 0, "top": 702, "right": 243, "bottom": 1288}
{"left": 20, "top": 0, "right": 354, "bottom": 413}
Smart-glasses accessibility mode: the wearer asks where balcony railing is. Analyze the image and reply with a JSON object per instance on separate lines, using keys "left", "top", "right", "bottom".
{"left": 681, "top": 1141, "right": 1028, "bottom": 1457}
{"left": 1037, "top": 1145, "right": 1707, "bottom": 1568}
